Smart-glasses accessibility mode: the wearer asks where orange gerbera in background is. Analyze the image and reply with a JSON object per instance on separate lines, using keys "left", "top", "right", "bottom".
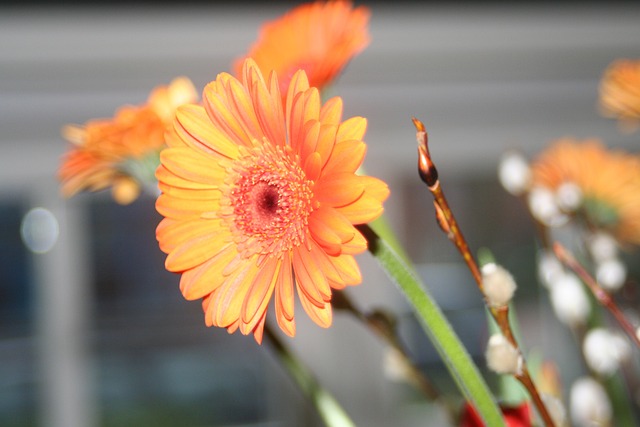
{"left": 599, "top": 59, "right": 640, "bottom": 132}
{"left": 156, "top": 59, "right": 388, "bottom": 343}
{"left": 531, "top": 138, "right": 640, "bottom": 245}
{"left": 59, "top": 77, "right": 197, "bottom": 204}
{"left": 234, "top": 0, "right": 370, "bottom": 97}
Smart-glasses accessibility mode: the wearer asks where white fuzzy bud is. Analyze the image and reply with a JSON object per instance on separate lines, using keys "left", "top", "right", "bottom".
{"left": 550, "top": 273, "right": 590, "bottom": 327}
{"left": 498, "top": 151, "right": 531, "bottom": 196}
{"left": 555, "top": 181, "right": 583, "bottom": 212}
{"left": 481, "top": 263, "right": 517, "bottom": 307}
{"left": 486, "top": 334, "right": 522, "bottom": 375}
{"left": 596, "top": 258, "right": 626, "bottom": 292}
{"left": 528, "top": 187, "right": 569, "bottom": 227}
{"left": 587, "top": 231, "right": 618, "bottom": 262}
{"left": 383, "top": 348, "right": 412, "bottom": 383}
{"left": 537, "top": 250, "right": 565, "bottom": 289}
{"left": 570, "top": 377, "right": 612, "bottom": 427}
{"left": 583, "top": 328, "right": 631, "bottom": 377}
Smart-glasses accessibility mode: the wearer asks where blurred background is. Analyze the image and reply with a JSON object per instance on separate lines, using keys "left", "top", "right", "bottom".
{"left": 1, "top": 1, "right": 640, "bottom": 426}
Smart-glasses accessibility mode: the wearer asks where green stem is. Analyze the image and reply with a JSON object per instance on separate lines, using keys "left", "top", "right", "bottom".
{"left": 358, "top": 224, "right": 505, "bottom": 427}
{"left": 264, "top": 325, "right": 356, "bottom": 427}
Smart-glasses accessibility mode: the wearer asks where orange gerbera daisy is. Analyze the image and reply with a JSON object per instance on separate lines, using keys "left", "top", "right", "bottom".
{"left": 59, "top": 77, "right": 198, "bottom": 204}
{"left": 156, "top": 59, "right": 388, "bottom": 343}
{"left": 599, "top": 59, "right": 640, "bottom": 132}
{"left": 234, "top": 0, "right": 370, "bottom": 97}
{"left": 531, "top": 138, "right": 640, "bottom": 244}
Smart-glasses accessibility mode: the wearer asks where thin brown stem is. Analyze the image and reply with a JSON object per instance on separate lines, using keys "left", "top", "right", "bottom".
{"left": 333, "top": 292, "right": 446, "bottom": 405}
{"left": 553, "top": 242, "right": 640, "bottom": 349}
{"left": 413, "top": 117, "right": 556, "bottom": 426}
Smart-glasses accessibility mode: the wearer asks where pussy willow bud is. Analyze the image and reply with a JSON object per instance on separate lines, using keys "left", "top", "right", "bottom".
{"left": 570, "top": 377, "right": 612, "bottom": 427}
{"left": 587, "top": 231, "right": 618, "bottom": 262}
{"left": 528, "top": 186, "right": 569, "bottom": 227}
{"left": 550, "top": 273, "right": 590, "bottom": 327}
{"left": 481, "top": 263, "right": 517, "bottom": 307}
{"left": 537, "top": 250, "right": 564, "bottom": 289}
{"left": 498, "top": 151, "right": 531, "bottom": 196}
{"left": 595, "top": 258, "right": 626, "bottom": 292}
{"left": 555, "top": 181, "right": 582, "bottom": 212}
{"left": 486, "top": 334, "right": 522, "bottom": 376}
{"left": 583, "top": 328, "right": 631, "bottom": 377}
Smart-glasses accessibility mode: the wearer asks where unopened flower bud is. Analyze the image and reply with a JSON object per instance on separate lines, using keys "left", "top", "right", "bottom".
{"left": 555, "top": 181, "right": 582, "bottom": 212}
{"left": 528, "top": 187, "right": 569, "bottom": 227}
{"left": 486, "top": 334, "right": 522, "bottom": 375}
{"left": 550, "top": 273, "right": 590, "bottom": 327}
{"left": 498, "top": 151, "right": 531, "bottom": 196}
{"left": 570, "top": 377, "right": 612, "bottom": 427}
{"left": 596, "top": 258, "right": 626, "bottom": 292}
{"left": 481, "top": 263, "right": 517, "bottom": 307}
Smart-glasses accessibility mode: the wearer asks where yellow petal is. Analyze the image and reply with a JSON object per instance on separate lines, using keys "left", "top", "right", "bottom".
{"left": 297, "top": 283, "right": 332, "bottom": 328}
{"left": 212, "top": 262, "right": 260, "bottom": 328}
{"left": 241, "top": 258, "right": 279, "bottom": 326}
{"left": 162, "top": 220, "right": 229, "bottom": 271}
{"left": 179, "top": 245, "right": 239, "bottom": 300}
{"left": 156, "top": 193, "right": 218, "bottom": 220}
{"left": 175, "top": 104, "right": 239, "bottom": 159}
{"left": 337, "top": 116, "right": 367, "bottom": 141}
{"left": 320, "top": 97, "right": 343, "bottom": 125}
{"left": 293, "top": 244, "right": 331, "bottom": 306}
{"left": 161, "top": 147, "right": 226, "bottom": 185}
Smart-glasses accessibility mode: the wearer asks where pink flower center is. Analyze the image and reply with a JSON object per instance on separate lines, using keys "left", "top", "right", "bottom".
{"left": 226, "top": 144, "right": 314, "bottom": 258}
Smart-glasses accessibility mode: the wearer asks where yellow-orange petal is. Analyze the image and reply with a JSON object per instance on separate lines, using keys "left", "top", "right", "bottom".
{"left": 180, "top": 246, "right": 238, "bottom": 300}
{"left": 174, "top": 105, "right": 239, "bottom": 159}
{"left": 160, "top": 147, "right": 226, "bottom": 185}
{"left": 335, "top": 177, "right": 388, "bottom": 224}
{"left": 316, "top": 172, "right": 365, "bottom": 206}
{"left": 156, "top": 194, "right": 218, "bottom": 220}
{"left": 212, "top": 261, "right": 259, "bottom": 328}
{"left": 328, "top": 253, "right": 362, "bottom": 286}
{"left": 297, "top": 283, "right": 333, "bottom": 328}
{"left": 246, "top": 67, "right": 286, "bottom": 147}
{"left": 163, "top": 221, "right": 230, "bottom": 272}
{"left": 156, "top": 166, "right": 217, "bottom": 190}
{"left": 339, "top": 227, "right": 368, "bottom": 255}
{"left": 337, "top": 116, "right": 367, "bottom": 141}
{"left": 274, "top": 254, "right": 296, "bottom": 334}
{"left": 157, "top": 180, "right": 221, "bottom": 200}
{"left": 241, "top": 258, "right": 280, "bottom": 327}
{"left": 309, "top": 205, "right": 356, "bottom": 245}
{"left": 292, "top": 245, "right": 331, "bottom": 307}
{"left": 320, "top": 97, "right": 343, "bottom": 125}
{"left": 322, "top": 140, "right": 367, "bottom": 175}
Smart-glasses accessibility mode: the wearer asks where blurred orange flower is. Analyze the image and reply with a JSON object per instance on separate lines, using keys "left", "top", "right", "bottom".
{"left": 59, "top": 77, "right": 197, "bottom": 204}
{"left": 156, "top": 59, "right": 388, "bottom": 343}
{"left": 599, "top": 59, "right": 640, "bottom": 132}
{"left": 234, "top": 0, "right": 370, "bottom": 97}
{"left": 531, "top": 138, "right": 640, "bottom": 245}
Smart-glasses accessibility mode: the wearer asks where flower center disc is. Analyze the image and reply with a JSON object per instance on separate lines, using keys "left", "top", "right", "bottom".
{"left": 227, "top": 145, "right": 314, "bottom": 257}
